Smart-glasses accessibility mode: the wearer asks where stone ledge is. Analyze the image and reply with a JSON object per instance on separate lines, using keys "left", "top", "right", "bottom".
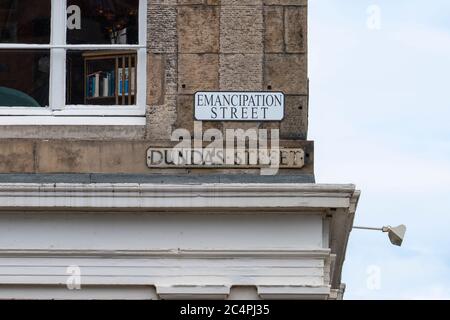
{"left": 0, "top": 139, "right": 314, "bottom": 174}
{"left": 0, "top": 173, "right": 315, "bottom": 184}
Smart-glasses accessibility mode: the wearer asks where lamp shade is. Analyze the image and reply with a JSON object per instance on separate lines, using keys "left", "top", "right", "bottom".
{"left": 387, "top": 225, "right": 407, "bottom": 247}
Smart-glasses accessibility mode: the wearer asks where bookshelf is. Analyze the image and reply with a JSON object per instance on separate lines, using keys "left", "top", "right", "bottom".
{"left": 83, "top": 51, "right": 137, "bottom": 105}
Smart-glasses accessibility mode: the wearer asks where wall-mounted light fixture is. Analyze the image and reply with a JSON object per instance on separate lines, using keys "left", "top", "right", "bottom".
{"left": 353, "top": 225, "right": 407, "bottom": 247}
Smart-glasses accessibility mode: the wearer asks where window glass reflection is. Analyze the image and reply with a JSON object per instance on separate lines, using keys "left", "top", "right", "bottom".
{"left": 67, "top": 0, "right": 139, "bottom": 45}
{"left": 0, "top": 0, "right": 51, "bottom": 44}
{"left": 67, "top": 50, "right": 136, "bottom": 105}
{"left": 0, "top": 50, "right": 50, "bottom": 107}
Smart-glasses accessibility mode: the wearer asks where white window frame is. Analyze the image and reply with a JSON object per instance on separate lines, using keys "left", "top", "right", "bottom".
{"left": 0, "top": 0, "right": 147, "bottom": 125}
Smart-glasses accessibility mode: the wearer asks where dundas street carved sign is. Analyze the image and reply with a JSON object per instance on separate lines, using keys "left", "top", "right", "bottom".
{"left": 146, "top": 148, "right": 305, "bottom": 169}
{"left": 194, "top": 91, "right": 285, "bottom": 121}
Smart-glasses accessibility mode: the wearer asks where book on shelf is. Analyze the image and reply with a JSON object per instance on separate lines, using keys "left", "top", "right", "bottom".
{"left": 118, "top": 67, "right": 136, "bottom": 96}
{"left": 86, "top": 70, "right": 115, "bottom": 99}
{"left": 102, "top": 74, "right": 108, "bottom": 97}
{"left": 130, "top": 68, "right": 135, "bottom": 96}
{"left": 94, "top": 73, "right": 100, "bottom": 97}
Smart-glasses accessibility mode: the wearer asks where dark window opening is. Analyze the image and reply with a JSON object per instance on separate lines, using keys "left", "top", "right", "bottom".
{"left": 67, "top": 0, "right": 139, "bottom": 45}
{"left": 0, "top": 0, "right": 51, "bottom": 44}
{"left": 0, "top": 50, "right": 50, "bottom": 107}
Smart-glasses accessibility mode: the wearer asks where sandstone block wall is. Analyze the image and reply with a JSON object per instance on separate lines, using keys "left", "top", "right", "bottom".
{"left": 0, "top": 0, "right": 308, "bottom": 142}
{"left": 0, "top": 0, "right": 311, "bottom": 175}
{"left": 147, "top": 0, "right": 308, "bottom": 141}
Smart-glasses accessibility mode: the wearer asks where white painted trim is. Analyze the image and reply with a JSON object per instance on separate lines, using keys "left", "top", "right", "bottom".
{"left": 0, "top": 108, "right": 53, "bottom": 116}
{"left": 0, "top": 183, "right": 357, "bottom": 194}
{"left": 49, "top": 0, "right": 67, "bottom": 110}
{"left": 0, "top": 44, "right": 145, "bottom": 49}
{"left": 0, "top": 285, "right": 158, "bottom": 300}
{"left": 0, "top": 108, "right": 146, "bottom": 117}
{"left": 0, "top": 249, "right": 332, "bottom": 259}
{"left": 139, "top": 0, "right": 148, "bottom": 47}
{"left": 137, "top": 0, "right": 148, "bottom": 109}
{"left": 0, "top": 248, "right": 331, "bottom": 299}
{"left": 0, "top": 116, "right": 146, "bottom": 126}
{"left": 0, "top": 182, "right": 359, "bottom": 300}
{"left": 51, "top": 0, "right": 67, "bottom": 46}
{"left": 54, "top": 106, "right": 145, "bottom": 116}
{"left": 136, "top": 48, "right": 147, "bottom": 109}
{"left": 257, "top": 286, "right": 331, "bottom": 300}
{"left": 0, "top": 285, "right": 333, "bottom": 301}
{"left": 49, "top": 48, "right": 66, "bottom": 110}
{"left": 0, "top": 183, "right": 358, "bottom": 210}
{"left": 157, "top": 286, "right": 230, "bottom": 300}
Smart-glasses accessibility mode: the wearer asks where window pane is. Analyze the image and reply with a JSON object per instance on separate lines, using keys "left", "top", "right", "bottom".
{"left": 0, "top": 50, "right": 50, "bottom": 107}
{"left": 66, "top": 50, "right": 136, "bottom": 105}
{"left": 0, "top": 0, "right": 51, "bottom": 44}
{"left": 67, "top": 0, "right": 139, "bottom": 45}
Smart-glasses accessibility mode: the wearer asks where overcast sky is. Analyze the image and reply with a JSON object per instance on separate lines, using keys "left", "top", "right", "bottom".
{"left": 309, "top": 0, "right": 450, "bottom": 299}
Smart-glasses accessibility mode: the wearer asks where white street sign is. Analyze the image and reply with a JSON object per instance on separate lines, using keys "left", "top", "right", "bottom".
{"left": 194, "top": 91, "right": 285, "bottom": 121}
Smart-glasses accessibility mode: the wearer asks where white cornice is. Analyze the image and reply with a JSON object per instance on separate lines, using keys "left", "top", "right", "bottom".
{"left": 0, "top": 248, "right": 331, "bottom": 259}
{"left": 0, "top": 183, "right": 358, "bottom": 211}
{"left": 0, "top": 182, "right": 360, "bottom": 298}
{"left": 258, "top": 285, "right": 331, "bottom": 300}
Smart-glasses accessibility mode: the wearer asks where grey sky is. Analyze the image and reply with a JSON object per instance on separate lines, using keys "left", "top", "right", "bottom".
{"left": 309, "top": 0, "right": 450, "bottom": 299}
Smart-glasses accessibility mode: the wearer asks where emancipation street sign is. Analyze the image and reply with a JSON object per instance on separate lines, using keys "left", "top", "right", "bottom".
{"left": 194, "top": 91, "right": 285, "bottom": 121}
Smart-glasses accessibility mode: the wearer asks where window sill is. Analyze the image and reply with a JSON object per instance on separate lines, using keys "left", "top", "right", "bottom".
{"left": 0, "top": 106, "right": 146, "bottom": 125}
{"left": 0, "top": 116, "right": 146, "bottom": 126}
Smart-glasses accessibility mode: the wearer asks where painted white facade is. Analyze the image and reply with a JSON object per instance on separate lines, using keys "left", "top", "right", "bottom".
{"left": 0, "top": 183, "right": 359, "bottom": 300}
